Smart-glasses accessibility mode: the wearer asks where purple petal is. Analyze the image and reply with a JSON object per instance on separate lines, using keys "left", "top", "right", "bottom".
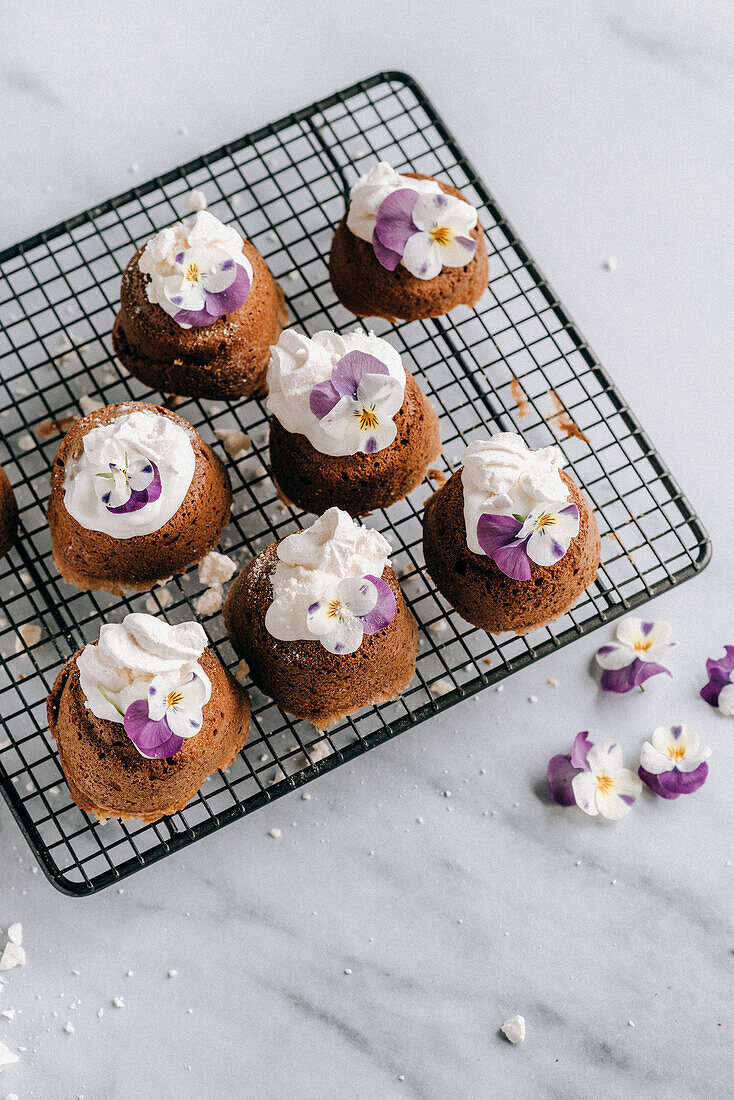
{"left": 641, "top": 621, "right": 655, "bottom": 636}
{"left": 570, "top": 731, "right": 593, "bottom": 770}
{"left": 700, "top": 646, "right": 734, "bottom": 708}
{"left": 106, "top": 463, "right": 162, "bottom": 514}
{"left": 203, "top": 264, "right": 251, "bottom": 318}
{"left": 173, "top": 304, "right": 221, "bottom": 328}
{"left": 548, "top": 753, "right": 581, "bottom": 806}
{"left": 492, "top": 540, "right": 532, "bottom": 582}
{"left": 309, "top": 379, "right": 342, "bottom": 419}
{"left": 359, "top": 575, "right": 396, "bottom": 635}
{"left": 123, "top": 699, "right": 184, "bottom": 760}
{"left": 454, "top": 235, "right": 476, "bottom": 254}
{"left": 639, "top": 762, "right": 708, "bottom": 800}
{"left": 476, "top": 512, "right": 523, "bottom": 558}
{"left": 373, "top": 188, "right": 420, "bottom": 253}
{"left": 559, "top": 503, "right": 580, "bottom": 518}
{"left": 599, "top": 658, "right": 671, "bottom": 693}
{"left": 371, "top": 229, "right": 403, "bottom": 270}
{"left": 330, "top": 351, "right": 389, "bottom": 398}
{"left": 364, "top": 436, "right": 378, "bottom": 454}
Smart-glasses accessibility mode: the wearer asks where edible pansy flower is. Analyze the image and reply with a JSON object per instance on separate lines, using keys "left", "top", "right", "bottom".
{"left": 372, "top": 189, "right": 477, "bottom": 280}
{"left": 306, "top": 574, "right": 396, "bottom": 655}
{"left": 595, "top": 618, "right": 675, "bottom": 693}
{"left": 94, "top": 454, "right": 161, "bottom": 514}
{"left": 122, "top": 671, "right": 207, "bottom": 759}
{"left": 476, "top": 501, "right": 579, "bottom": 581}
{"left": 638, "top": 724, "right": 710, "bottom": 800}
{"left": 309, "top": 350, "right": 403, "bottom": 455}
{"left": 548, "top": 732, "right": 641, "bottom": 818}
{"left": 700, "top": 646, "right": 734, "bottom": 716}
{"left": 162, "top": 244, "right": 250, "bottom": 328}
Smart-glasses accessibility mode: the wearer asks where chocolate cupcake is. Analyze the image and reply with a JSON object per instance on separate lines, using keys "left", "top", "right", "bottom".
{"left": 267, "top": 329, "right": 441, "bottom": 516}
{"left": 48, "top": 614, "right": 250, "bottom": 822}
{"left": 48, "top": 401, "right": 231, "bottom": 594}
{"left": 329, "top": 162, "right": 488, "bottom": 322}
{"left": 112, "top": 210, "right": 285, "bottom": 399}
{"left": 423, "top": 434, "right": 600, "bottom": 635}
{"left": 224, "top": 507, "right": 417, "bottom": 728}
{"left": 0, "top": 463, "right": 18, "bottom": 558}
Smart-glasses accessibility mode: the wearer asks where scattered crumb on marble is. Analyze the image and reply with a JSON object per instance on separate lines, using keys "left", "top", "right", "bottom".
{"left": 528, "top": 695, "right": 538, "bottom": 703}
{"left": 628, "top": 1020, "right": 635, "bottom": 1027}
{"left": 603, "top": 257, "right": 617, "bottom": 270}
{"left": 63, "top": 1021, "right": 74, "bottom": 1035}
{"left": 112, "top": 996, "right": 124, "bottom": 1009}
{"left": 6, "top": 925, "right": 21, "bottom": 947}
{"left": 268, "top": 828, "right": 282, "bottom": 839}
{"left": 167, "top": 969, "right": 178, "bottom": 979}
{"left": 0, "top": 943, "right": 26, "bottom": 971}
{"left": 548, "top": 677, "right": 559, "bottom": 686}
{"left": 301, "top": 792, "right": 311, "bottom": 801}
{"left": 500, "top": 1014, "right": 526, "bottom": 1044}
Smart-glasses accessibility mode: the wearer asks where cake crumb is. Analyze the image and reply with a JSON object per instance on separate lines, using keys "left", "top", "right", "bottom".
{"left": 193, "top": 587, "right": 223, "bottom": 617}
{"left": 548, "top": 677, "right": 559, "bottom": 686}
{"left": 510, "top": 377, "right": 530, "bottom": 419}
{"left": 500, "top": 1014, "right": 526, "bottom": 1044}
{"left": 186, "top": 190, "right": 207, "bottom": 212}
{"left": 426, "top": 467, "right": 447, "bottom": 487}
{"left": 198, "top": 551, "right": 237, "bottom": 587}
{"left": 215, "top": 428, "right": 251, "bottom": 460}
{"left": 235, "top": 660, "right": 250, "bottom": 683}
{"left": 15, "top": 623, "right": 42, "bottom": 652}
{"left": 268, "top": 828, "right": 282, "bottom": 839}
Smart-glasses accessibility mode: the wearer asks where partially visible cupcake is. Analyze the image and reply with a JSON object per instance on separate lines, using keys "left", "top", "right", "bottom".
{"left": 423, "top": 433, "right": 600, "bottom": 635}
{"left": 48, "top": 613, "right": 250, "bottom": 822}
{"left": 48, "top": 401, "right": 231, "bottom": 594}
{"left": 329, "top": 162, "right": 488, "bottom": 322}
{"left": 113, "top": 210, "right": 285, "bottom": 399}
{"left": 267, "top": 329, "right": 441, "bottom": 516}
{"left": 223, "top": 507, "right": 417, "bottom": 728}
{"left": 0, "top": 463, "right": 18, "bottom": 558}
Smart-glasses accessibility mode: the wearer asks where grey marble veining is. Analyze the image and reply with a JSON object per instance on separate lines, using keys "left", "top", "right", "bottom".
{"left": 1, "top": 1, "right": 733, "bottom": 1098}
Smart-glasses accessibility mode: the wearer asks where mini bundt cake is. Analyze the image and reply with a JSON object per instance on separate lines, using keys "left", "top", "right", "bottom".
{"left": 223, "top": 507, "right": 417, "bottom": 728}
{"left": 267, "top": 328, "right": 441, "bottom": 516}
{"left": 423, "top": 434, "right": 600, "bottom": 635}
{"left": 48, "top": 613, "right": 250, "bottom": 822}
{"left": 112, "top": 209, "right": 286, "bottom": 399}
{"left": 48, "top": 401, "right": 231, "bottom": 594}
{"left": 329, "top": 162, "right": 488, "bottom": 322}
{"left": 0, "top": 463, "right": 18, "bottom": 558}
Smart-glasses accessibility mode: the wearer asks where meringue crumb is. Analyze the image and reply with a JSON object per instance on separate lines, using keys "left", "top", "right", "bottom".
{"left": 528, "top": 695, "right": 538, "bottom": 703}
{"left": 431, "top": 679, "right": 452, "bottom": 698}
{"left": 0, "top": 943, "right": 26, "bottom": 971}
{"left": 603, "top": 257, "right": 617, "bottom": 271}
{"left": 344, "top": 969, "right": 352, "bottom": 975}
{"left": 215, "top": 428, "right": 251, "bottom": 460}
{"left": 167, "top": 969, "right": 178, "bottom": 979}
{"left": 495, "top": 684, "right": 504, "bottom": 693}
{"left": 97, "top": 1009, "right": 103, "bottom": 1019}
{"left": 63, "top": 1021, "right": 74, "bottom": 1035}
{"left": 79, "top": 396, "right": 104, "bottom": 416}
{"left": 198, "top": 551, "right": 237, "bottom": 587}
{"left": 186, "top": 190, "right": 208, "bottom": 212}
{"left": 7, "top": 924, "right": 22, "bottom": 946}
{"left": 548, "top": 677, "right": 559, "bottom": 686}
{"left": 0, "top": 1041, "right": 20, "bottom": 1070}
{"left": 235, "top": 660, "right": 250, "bottom": 683}
{"left": 15, "top": 623, "right": 42, "bottom": 651}
{"left": 193, "top": 587, "right": 223, "bottom": 617}
{"left": 268, "top": 828, "right": 282, "bottom": 839}
{"left": 500, "top": 1014, "right": 526, "bottom": 1044}
{"left": 628, "top": 1020, "right": 636, "bottom": 1028}
{"left": 18, "top": 434, "right": 34, "bottom": 452}
{"left": 301, "top": 792, "right": 311, "bottom": 801}
{"left": 145, "top": 586, "right": 174, "bottom": 614}
{"left": 0, "top": 1009, "right": 15, "bottom": 1021}
{"left": 112, "top": 997, "right": 124, "bottom": 1009}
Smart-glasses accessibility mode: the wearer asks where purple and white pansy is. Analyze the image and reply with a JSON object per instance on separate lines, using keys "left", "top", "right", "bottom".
{"left": 98, "top": 670, "right": 208, "bottom": 760}
{"left": 309, "top": 350, "right": 403, "bottom": 455}
{"left": 548, "top": 732, "right": 642, "bottom": 820}
{"left": 162, "top": 245, "right": 250, "bottom": 328}
{"left": 476, "top": 501, "right": 579, "bottom": 581}
{"left": 595, "top": 618, "right": 675, "bottom": 693}
{"left": 306, "top": 574, "right": 396, "bottom": 655}
{"left": 700, "top": 646, "right": 734, "bottom": 716}
{"left": 94, "top": 453, "right": 161, "bottom": 514}
{"left": 638, "top": 724, "right": 710, "bottom": 800}
{"left": 372, "top": 189, "right": 477, "bottom": 279}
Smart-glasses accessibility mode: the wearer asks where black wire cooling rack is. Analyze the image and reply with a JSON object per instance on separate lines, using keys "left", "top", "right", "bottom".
{"left": 0, "top": 72, "right": 710, "bottom": 895}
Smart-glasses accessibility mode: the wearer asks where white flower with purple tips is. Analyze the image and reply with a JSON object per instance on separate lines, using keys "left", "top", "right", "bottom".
{"left": 372, "top": 189, "right": 477, "bottom": 280}
{"left": 162, "top": 244, "right": 251, "bottom": 328}
{"left": 305, "top": 574, "right": 396, "bottom": 655}
{"left": 700, "top": 646, "right": 734, "bottom": 715}
{"left": 595, "top": 618, "right": 675, "bottom": 693}
{"left": 94, "top": 453, "right": 161, "bottom": 514}
{"left": 638, "top": 724, "right": 710, "bottom": 800}
{"left": 122, "top": 670, "right": 208, "bottom": 759}
{"left": 309, "top": 350, "right": 403, "bottom": 455}
{"left": 476, "top": 500, "right": 579, "bottom": 581}
{"left": 548, "top": 731, "right": 642, "bottom": 820}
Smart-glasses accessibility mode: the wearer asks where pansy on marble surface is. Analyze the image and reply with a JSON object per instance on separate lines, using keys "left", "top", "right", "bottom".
{"left": 305, "top": 574, "right": 396, "bottom": 655}
{"left": 94, "top": 453, "right": 161, "bottom": 514}
{"left": 638, "top": 724, "right": 710, "bottom": 800}
{"left": 476, "top": 501, "right": 579, "bottom": 581}
{"left": 548, "top": 732, "right": 642, "bottom": 819}
{"left": 372, "top": 189, "right": 477, "bottom": 280}
{"left": 122, "top": 670, "right": 208, "bottom": 759}
{"left": 595, "top": 618, "right": 675, "bottom": 693}
{"left": 309, "top": 350, "right": 403, "bottom": 455}
{"left": 700, "top": 646, "right": 734, "bottom": 716}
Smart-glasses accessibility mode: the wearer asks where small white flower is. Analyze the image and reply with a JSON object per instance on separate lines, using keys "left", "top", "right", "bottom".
{"left": 401, "top": 192, "right": 477, "bottom": 280}
{"left": 320, "top": 373, "right": 403, "bottom": 455}
{"left": 571, "top": 740, "right": 642, "bottom": 820}
{"left": 163, "top": 244, "right": 235, "bottom": 314}
{"left": 596, "top": 618, "right": 675, "bottom": 671}
{"left": 147, "top": 671, "right": 208, "bottom": 740}
{"left": 516, "top": 500, "right": 580, "bottom": 566}
{"left": 639, "top": 724, "right": 711, "bottom": 776}
{"left": 306, "top": 575, "right": 379, "bottom": 655}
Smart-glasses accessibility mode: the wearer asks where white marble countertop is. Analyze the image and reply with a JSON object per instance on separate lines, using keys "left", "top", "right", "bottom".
{"left": 1, "top": 2, "right": 732, "bottom": 1097}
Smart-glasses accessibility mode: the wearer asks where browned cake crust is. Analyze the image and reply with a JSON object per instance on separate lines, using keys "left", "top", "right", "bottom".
{"left": 269, "top": 369, "right": 441, "bottom": 516}
{"left": 47, "top": 401, "right": 232, "bottom": 595}
{"left": 423, "top": 469, "right": 601, "bottom": 635}
{"left": 0, "top": 463, "right": 18, "bottom": 559}
{"left": 112, "top": 239, "right": 287, "bottom": 400}
{"left": 223, "top": 543, "right": 418, "bottom": 728}
{"left": 328, "top": 173, "right": 488, "bottom": 322}
{"left": 47, "top": 647, "right": 250, "bottom": 823}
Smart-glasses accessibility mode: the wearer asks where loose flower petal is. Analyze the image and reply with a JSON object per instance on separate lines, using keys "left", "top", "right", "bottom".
{"left": 600, "top": 659, "right": 671, "bottom": 694}
{"left": 700, "top": 645, "right": 734, "bottom": 712}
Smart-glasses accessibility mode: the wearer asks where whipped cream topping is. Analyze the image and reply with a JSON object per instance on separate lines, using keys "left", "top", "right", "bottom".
{"left": 462, "top": 434, "right": 568, "bottom": 555}
{"left": 63, "top": 408, "right": 196, "bottom": 539}
{"left": 77, "top": 613, "right": 211, "bottom": 724}
{"left": 138, "top": 210, "right": 253, "bottom": 328}
{"left": 347, "top": 162, "right": 443, "bottom": 244}
{"left": 264, "top": 508, "right": 392, "bottom": 642}
{"left": 267, "top": 329, "right": 406, "bottom": 456}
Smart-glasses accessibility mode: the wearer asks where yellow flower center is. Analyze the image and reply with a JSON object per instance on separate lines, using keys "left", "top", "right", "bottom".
{"left": 430, "top": 225, "right": 452, "bottom": 247}
{"left": 596, "top": 774, "right": 614, "bottom": 796}
{"left": 358, "top": 407, "right": 379, "bottom": 432}
{"left": 166, "top": 690, "right": 184, "bottom": 708}
{"left": 667, "top": 745, "right": 686, "bottom": 761}
{"left": 185, "top": 262, "right": 200, "bottom": 282}
{"left": 326, "top": 599, "right": 346, "bottom": 620}
{"left": 534, "top": 512, "right": 556, "bottom": 530}
{"left": 632, "top": 639, "right": 653, "bottom": 652}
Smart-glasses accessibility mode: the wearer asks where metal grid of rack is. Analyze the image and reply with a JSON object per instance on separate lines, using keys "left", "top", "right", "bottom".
{"left": 0, "top": 72, "right": 710, "bottom": 895}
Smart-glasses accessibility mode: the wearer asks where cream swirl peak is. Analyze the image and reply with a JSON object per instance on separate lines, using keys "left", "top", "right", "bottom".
{"left": 139, "top": 210, "right": 253, "bottom": 329}
{"left": 63, "top": 409, "right": 196, "bottom": 539}
{"left": 265, "top": 508, "right": 395, "bottom": 653}
{"left": 77, "top": 613, "right": 212, "bottom": 759}
{"left": 267, "top": 329, "right": 406, "bottom": 457}
{"left": 462, "top": 434, "right": 569, "bottom": 556}
{"left": 347, "top": 162, "right": 478, "bottom": 280}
